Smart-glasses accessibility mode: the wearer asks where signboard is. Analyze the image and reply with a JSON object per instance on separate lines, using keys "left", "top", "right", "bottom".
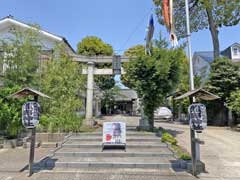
{"left": 103, "top": 122, "right": 126, "bottom": 145}
{"left": 22, "top": 101, "right": 40, "bottom": 129}
{"left": 112, "top": 55, "right": 121, "bottom": 75}
{"left": 188, "top": 103, "right": 207, "bottom": 131}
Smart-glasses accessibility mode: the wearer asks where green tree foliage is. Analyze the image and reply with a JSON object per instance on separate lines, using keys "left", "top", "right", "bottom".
{"left": 101, "top": 86, "right": 120, "bottom": 114}
{"left": 0, "top": 86, "right": 24, "bottom": 138}
{"left": 123, "top": 46, "right": 185, "bottom": 130}
{"left": 0, "top": 28, "right": 42, "bottom": 138}
{"left": 153, "top": 0, "right": 240, "bottom": 59}
{"left": 206, "top": 57, "right": 240, "bottom": 102}
{"left": 40, "top": 50, "right": 85, "bottom": 132}
{"left": 77, "top": 36, "right": 113, "bottom": 56}
{"left": 0, "top": 28, "right": 42, "bottom": 88}
{"left": 0, "top": 28, "right": 86, "bottom": 136}
{"left": 77, "top": 36, "right": 115, "bottom": 90}
{"left": 124, "top": 45, "right": 145, "bottom": 57}
{"left": 228, "top": 89, "right": 240, "bottom": 114}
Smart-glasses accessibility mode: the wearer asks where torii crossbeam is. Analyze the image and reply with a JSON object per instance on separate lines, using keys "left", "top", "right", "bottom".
{"left": 72, "top": 54, "right": 131, "bottom": 126}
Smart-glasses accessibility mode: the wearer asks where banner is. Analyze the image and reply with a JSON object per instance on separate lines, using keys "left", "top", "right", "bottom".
{"left": 103, "top": 122, "right": 126, "bottom": 144}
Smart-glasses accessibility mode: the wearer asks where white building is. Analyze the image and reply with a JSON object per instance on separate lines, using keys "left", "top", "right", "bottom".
{"left": 0, "top": 15, "right": 75, "bottom": 53}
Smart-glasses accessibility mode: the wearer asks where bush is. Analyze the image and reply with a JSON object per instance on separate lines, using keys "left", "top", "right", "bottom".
{"left": 161, "top": 132, "right": 177, "bottom": 145}
{"left": 0, "top": 86, "right": 24, "bottom": 138}
{"left": 180, "top": 153, "right": 192, "bottom": 160}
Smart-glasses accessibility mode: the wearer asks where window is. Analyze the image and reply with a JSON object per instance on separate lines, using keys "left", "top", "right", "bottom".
{"left": 233, "top": 47, "right": 239, "bottom": 56}
{"left": 232, "top": 46, "right": 240, "bottom": 58}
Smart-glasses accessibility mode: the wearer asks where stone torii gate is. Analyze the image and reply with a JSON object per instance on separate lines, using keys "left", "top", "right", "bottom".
{"left": 72, "top": 55, "right": 130, "bottom": 126}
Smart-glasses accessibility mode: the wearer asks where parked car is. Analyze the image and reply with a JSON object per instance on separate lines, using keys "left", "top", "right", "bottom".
{"left": 154, "top": 107, "right": 173, "bottom": 120}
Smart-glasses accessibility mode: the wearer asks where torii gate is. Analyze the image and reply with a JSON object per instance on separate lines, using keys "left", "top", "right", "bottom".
{"left": 72, "top": 54, "right": 131, "bottom": 126}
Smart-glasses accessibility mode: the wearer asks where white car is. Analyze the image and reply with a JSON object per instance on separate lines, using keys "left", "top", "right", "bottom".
{"left": 154, "top": 107, "right": 173, "bottom": 120}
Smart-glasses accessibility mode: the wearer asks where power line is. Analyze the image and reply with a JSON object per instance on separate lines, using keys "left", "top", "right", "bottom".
{"left": 118, "top": 7, "right": 153, "bottom": 53}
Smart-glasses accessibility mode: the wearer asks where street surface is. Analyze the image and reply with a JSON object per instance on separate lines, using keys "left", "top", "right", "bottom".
{"left": 156, "top": 121, "right": 240, "bottom": 180}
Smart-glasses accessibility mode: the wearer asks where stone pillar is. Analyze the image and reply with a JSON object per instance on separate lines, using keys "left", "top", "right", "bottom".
{"left": 138, "top": 99, "right": 150, "bottom": 130}
{"left": 95, "top": 98, "right": 101, "bottom": 117}
{"left": 85, "top": 62, "right": 94, "bottom": 126}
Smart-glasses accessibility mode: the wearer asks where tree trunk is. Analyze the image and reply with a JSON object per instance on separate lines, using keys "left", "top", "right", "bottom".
{"left": 144, "top": 105, "right": 154, "bottom": 131}
{"left": 205, "top": 2, "right": 220, "bottom": 60}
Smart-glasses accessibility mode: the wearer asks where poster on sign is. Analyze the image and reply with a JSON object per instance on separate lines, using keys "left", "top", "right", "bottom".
{"left": 22, "top": 101, "right": 40, "bottom": 129}
{"left": 102, "top": 122, "right": 126, "bottom": 145}
{"left": 188, "top": 103, "right": 207, "bottom": 132}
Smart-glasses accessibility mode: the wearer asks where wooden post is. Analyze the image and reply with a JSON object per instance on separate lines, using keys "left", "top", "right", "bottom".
{"left": 9, "top": 88, "right": 50, "bottom": 177}
{"left": 28, "top": 95, "right": 38, "bottom": 176}
{"left": 29, "top": 127, "right": 36, "bottom": 176}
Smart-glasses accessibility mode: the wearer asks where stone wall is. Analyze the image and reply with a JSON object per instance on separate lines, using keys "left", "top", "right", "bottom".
{"left": 36, "top": 133, "right": 68, "bottom": 142}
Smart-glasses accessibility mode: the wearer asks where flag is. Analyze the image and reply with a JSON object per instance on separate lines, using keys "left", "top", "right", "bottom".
{"left": 162, "top": 0, "right": 178, "bottom": 47}
{"left": 145, "top": 14, "right": 154, "bottom": 55}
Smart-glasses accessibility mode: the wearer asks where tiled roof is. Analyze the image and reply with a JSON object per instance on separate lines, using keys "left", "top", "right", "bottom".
{"left": 194, "top": 51, "right": 214, "bottom": 63}
{"left": 114, "top": 89, "right": 138, "bottom": 101}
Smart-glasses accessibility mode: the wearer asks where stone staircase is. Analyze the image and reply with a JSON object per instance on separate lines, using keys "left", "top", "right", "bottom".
{"left": 42, "top": 130, "right": 183, "bottom": 170}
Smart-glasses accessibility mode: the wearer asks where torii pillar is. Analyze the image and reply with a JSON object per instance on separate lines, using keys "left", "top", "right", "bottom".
{"left": 73, "top": 55, "right": 129, "bottom": 126}
{"left": 85, "top": 62, "right": 94, "bottom": 126}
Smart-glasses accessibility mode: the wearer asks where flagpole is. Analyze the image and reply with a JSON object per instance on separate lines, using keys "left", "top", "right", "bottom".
{"left": 185, "top": 0, "right": 194, "bottom": 91}
{"left": 185, "top": 0, "right": 198, "bottom": 176}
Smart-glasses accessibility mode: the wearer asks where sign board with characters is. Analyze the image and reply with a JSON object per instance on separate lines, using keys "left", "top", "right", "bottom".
{"left": 188, "top": 103, "right": 207, "bottom": 132}
{"left": 102, "top": 122, "right": 126, "bottom": 150}
{"left": 22, "top": 101, "right": 40, "bottom": 129}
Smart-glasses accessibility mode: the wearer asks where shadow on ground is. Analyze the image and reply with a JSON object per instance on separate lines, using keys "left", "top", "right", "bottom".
{"left": 20, "top": 156, "right": 58, "bottom": 173}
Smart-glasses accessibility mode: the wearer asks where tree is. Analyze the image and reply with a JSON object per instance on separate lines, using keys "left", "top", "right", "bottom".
{"left": 0, "top": 86, "right": 24, "bottom": 138}
{"left": 0, "top": 28, "right": 42, "bottom": 88}
{"left": 228, "top": 89, "right": 240, "bottom": 115}
{"left": 124, "top": 45, "right": 146, "bottom": 57}
{"left": 153, "top": 0, "right": 240, "bottom": 59}
{"left": 77, "top": 36, "right": 115, "bottom": 90}
{"left": 205, "top": 58, "right": 240, "bottom": 125}
{"left": 77, "top": 36, "right": 113, "bottom": 56}
{"left": 0, "top": 28, "right": 42, "bottom": 138}
{"left": 101, "top": 86, "right": 120, "bottom": 114}
{"left": 40, "top": 49, "right": 85, "bottom": 132}
{"left": 206, "top": 57, "right": 240, "bottom": 102}
{"left": 123, "top": 45, "right": 186, "bottom": 130}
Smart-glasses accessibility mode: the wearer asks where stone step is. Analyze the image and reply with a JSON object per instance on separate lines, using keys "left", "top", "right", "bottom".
{"left": 37, "top": 168, "right": 175, "bottom": 175}
{"left": 65, "top": 140, "right": 162, "bottom": 145}
{"left": 62, "top": 143, "right": 167, "bottom": 148}
{"left": 54, "top": 151, "right": 173, "bottom": 158}
{"left": 44, "top": 159, "right": 180, "bottom": 169}
{"left": 41, "top": 142, "right": 58, "bottom": 148}
{"left": 70, "top": 132, "right": 159, "bottom": 137}
{"left": 57, "top": 147, "right": 172, "bottom": 153}
{"left": 68, "top": 137, "right": 162, "bottom": 142}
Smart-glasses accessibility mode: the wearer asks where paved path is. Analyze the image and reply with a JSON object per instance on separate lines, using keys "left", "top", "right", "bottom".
{"left": 0, "top": 147, "right": 53, "bottom": 180}
{"left": 156, "top": 122, "right": 240, "bottom": 180}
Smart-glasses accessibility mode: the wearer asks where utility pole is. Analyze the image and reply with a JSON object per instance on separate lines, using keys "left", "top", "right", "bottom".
{"left": 185, "top": 0, "right": 199, "bottom": 176}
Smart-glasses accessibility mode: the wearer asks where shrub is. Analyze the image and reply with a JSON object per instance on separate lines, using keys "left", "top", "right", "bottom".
{"left": 161, "top": 132, "right": 177, "bottom": 145}
{"left": 180, "top": 153, "right": 192, "bottom": 160}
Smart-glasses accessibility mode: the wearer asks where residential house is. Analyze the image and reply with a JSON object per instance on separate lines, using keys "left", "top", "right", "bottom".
{"left": 192, "top": 43, "right": 240, "bottom": 126}
{"left": 193, "top": 43, "right": 240, "bottom": 84}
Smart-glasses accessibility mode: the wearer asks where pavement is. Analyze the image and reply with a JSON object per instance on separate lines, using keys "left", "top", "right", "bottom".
{"left": 0, "top": 147, "right": 53, "bottom": 180}
{"left": 156, "top": 121, "right": 240, "bottom": 180}
{"left": 1, "top": 115, "right": 238, "bottom": 180}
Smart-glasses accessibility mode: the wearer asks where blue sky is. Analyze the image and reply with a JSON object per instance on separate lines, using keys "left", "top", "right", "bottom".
{"left": 1, "top": 0, "right": 240, "bottom": 56}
